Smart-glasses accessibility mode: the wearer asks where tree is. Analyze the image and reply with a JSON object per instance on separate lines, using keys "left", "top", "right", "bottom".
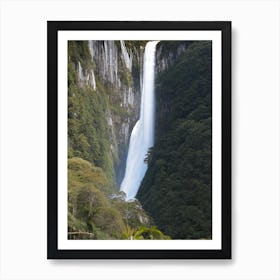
{"left": 133, "top": 226, "right": 170, "bottom": 240}
{"left": 144, "top": 147, "right": 153, "bottom": 165}
{"left": 93, "top": 207, "right": 125, "bottom": 239}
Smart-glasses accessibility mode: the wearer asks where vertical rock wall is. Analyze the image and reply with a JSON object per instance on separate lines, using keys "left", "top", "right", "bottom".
{"left": 72, "top": 40, "right": 145, "bottom": 185}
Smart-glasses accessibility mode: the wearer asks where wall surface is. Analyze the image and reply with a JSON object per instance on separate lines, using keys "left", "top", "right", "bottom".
{"left": 0, "top": 0, "right": 279, "bottom": 279}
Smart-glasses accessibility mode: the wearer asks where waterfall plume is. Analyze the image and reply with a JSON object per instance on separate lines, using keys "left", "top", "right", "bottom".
{"left": 120, "top": 41, "right": 159, "bottom": 200}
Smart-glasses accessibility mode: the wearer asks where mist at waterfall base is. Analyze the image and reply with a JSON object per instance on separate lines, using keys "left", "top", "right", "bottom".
{"left": 120, "top": 41, "right": 158, "bottom": 200}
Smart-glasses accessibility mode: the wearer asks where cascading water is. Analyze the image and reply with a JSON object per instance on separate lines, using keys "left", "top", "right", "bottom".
{"left": 120, "top": 41, "right": 159, "bottom": 200}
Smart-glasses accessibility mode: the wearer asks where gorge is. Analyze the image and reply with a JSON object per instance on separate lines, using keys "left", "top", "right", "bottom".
{"left": 68, "top": 40, "right": 212, "bottom": 240}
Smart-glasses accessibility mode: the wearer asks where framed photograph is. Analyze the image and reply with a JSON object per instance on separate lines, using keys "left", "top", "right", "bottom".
{"left": 47, "top": 21, "right": 231, "bottom": 259}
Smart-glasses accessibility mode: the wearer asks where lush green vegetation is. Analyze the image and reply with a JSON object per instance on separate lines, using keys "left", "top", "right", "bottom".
{"left": 68, "top": 41, "right": 146, "bottom": 185}
{"left": 67, "top": 41, "right": 168, "bottom": 240}
{"left": 68, "top": 41, "right": 115, "bottom": 182}
{"left": 68, "top": 40, "right": 212, "bottom": 240}
{"left": 68, "top": 157, "right": 169, "bottom": 239}
{"left": 137, "top": 41, "right": 212, "bottom": 239}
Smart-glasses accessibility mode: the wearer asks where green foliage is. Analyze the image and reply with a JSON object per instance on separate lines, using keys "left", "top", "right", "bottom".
{"left": 68, "top": 157, "right": 123, "bottom": 239}
{"left": 137, "top": 41, "right": 212, "bottom": 240}
{"left": 133, "top": 226, "right": 170, "bottom": 240}
{"left": 111, "top": 194, "right": 151, "bottom": 230}
{"left": 67, "top": 40, "right": 151, "bottom": 239}
{"left": 68, "top": 42, "right": 114, "bottom": 182}
{"left": 68, "top": 157, "right": 165, "bottom": 239}
{"left": 68, "top": 41, "right": 93, "bottom": 70}
{"left": 68, "top": 40, "right": 145, "bottom": 185}
{"left": 68, "top": 157, "right": 110, "bottom": 192}
{"left": 122, "top": 225, "right": 170, "bottom": 240}
{"left": 93, "top": 207, "right": 125, "bottom": 239}
{"left": 76, "top": 186, "right": 108, "bottom": 219}
{"left": 67, "top": 41, "right": 177, "bottom": 240}
{"left": 68, "top": 158, "right": 111, "bottom": 223}
{"left": 68, "top": 212, "right": 88, "bottom": 233}
{"left": 122, "top": 224, "right": 135, "bottom": 240}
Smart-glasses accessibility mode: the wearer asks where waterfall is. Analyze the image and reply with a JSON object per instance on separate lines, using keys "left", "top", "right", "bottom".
{"left": 120, "top": 41, "right": 159, "bottom": 200}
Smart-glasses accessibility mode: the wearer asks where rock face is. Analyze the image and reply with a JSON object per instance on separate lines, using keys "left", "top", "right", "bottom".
{"left": 77, "top": 61, "right": 96, "bottom": 90}
{"left": 153, "top": 41, "right": 195, "bottom": 127}
{"left": 68, "top": 40, "right": 145, "bottom": 186}
{"left": 155, "top": 41, "right": 192, "bottom": 73}
{"left": 89, "top": 40, "right": 141, "bottom": 146}
{"left": 137, "top": 41, "right": 213, "bottom": 239}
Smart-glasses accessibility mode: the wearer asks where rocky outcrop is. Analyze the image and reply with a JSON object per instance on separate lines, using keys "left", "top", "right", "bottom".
{"left": 155, "top": 41, "right": 192, "bottom": 73}
{"left": 72, "top": 41, "right": 145, "bottom": 185}
{"left": 77, "top": 62, "right": 96, "bottom": 90}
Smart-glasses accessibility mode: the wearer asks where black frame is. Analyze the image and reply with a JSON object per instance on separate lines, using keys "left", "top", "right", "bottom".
{"left": 47, "top": 21, "right": 231, "bottom": 259}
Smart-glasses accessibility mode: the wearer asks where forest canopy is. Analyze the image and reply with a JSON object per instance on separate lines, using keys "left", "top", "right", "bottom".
{"left": 137, "top": 41, "right": 212, "bottom": 239}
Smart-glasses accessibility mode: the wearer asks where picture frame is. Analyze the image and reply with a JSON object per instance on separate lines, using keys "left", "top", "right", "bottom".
{"left": 47, "top": 21, "right": 231, "bottom": 259}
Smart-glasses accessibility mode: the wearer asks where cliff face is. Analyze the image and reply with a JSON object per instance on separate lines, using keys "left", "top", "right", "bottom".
{"left": 154, "top": 41, "right": 194, "bottom": 125}
{"left": 137, "top": 41, "right": 213, "bottom": 239}
{"left": 155, "top": 41, "right": 193, "bottom": 73}
{"left": 68, "top": 41, "right": 145, "bottom": 186}
{"left": 67, "top": 41, "right": 164, "bottom": 240}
